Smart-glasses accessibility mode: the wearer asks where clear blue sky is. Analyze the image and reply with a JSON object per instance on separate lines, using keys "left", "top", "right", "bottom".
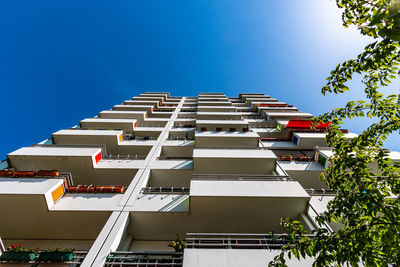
{"left": 1, "top": 0, "right": 398, "bottom": 159}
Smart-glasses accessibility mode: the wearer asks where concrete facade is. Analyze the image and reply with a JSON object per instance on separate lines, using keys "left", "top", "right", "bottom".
{"left": 0, "top": 92, "right": 396, "bottom": 266}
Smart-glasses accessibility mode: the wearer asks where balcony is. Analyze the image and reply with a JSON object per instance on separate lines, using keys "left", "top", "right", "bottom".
{"left": 183, "top": 247, "right": 313, "bottom": 267}
{"left": 113, "top": 104, "right": 154, "bottom": 113}
{"left": 187, "top": 179, "right": 309, "bottom": 232}
{"left": 123, "top": 180, "right": 309, "bottom": 244}
{"left": 0, "top": 178, "right": 110, "bottom": 242}
{"left": 0, "top": 249, "right": 87, "bottom": 266}
{"left": 195, "top": 131, "right": 259, "bottom": 147}
{"left": 193, "top": 148, "right": 277, "bottom": 174}
{"left": 277, "top": 160, "right": 327, "bottom": 189}
{"left": 264, "top": 112, "right": 313, "bottom": 127}
{"left": 141, "top": 117, "right": 169, "bottom": 127}
{"left": 197, "top": 101, "right": 231, "bottom": 106}
{"left": 133, "top": 127, "right": 163, "bottom": 139}
{"left": 244, "top": 118, "right": 268, "bottom": 128}
{"left": 179, "top": 106, "right": 196, "bottom": 111}
{"left": 7, "top": 146, "right": 138, "bottom": 185}
{"left": 235, "top": 107, "right": 253, "bottom": 112}
{"left": 253, "top": 101, "right": 287, "bottom": 109}
{"left": 177, "top": 112, "right": 197, "bottom": 119}
{"left": 80, "top": 118, "right": 137, "bottom": 134}
{"left": 258, "top": 106, "right": 298, "bottom": 114}
{"left": 149, "top": 111, "right": 173, "bottom": 118}
{"left": 124, "top": 100, "right": 160, "bottom": 106}
{"left": 132, "top": 96, "right": 165, "bottom": 101}
{"left": 196, "top": 112, "right": 242, "bottom": 120}
{"left": 131, "top": 187, "right": 190, "bottom": 212}
{"left": 161, "top": 142, "right": 194, "bottom": 158}
{"left": 185, "top": 233, "right": 314, "bottom": 249}
{"left": 105, "top": 252, "right": 182, "bottom": 266}
{"left": 140, "top": 92, "right": 169, "bottom": 97}
{"left": 197, "top": 106, "right": 236, "bottom": 112}
{"left": 151, "top": 158, "right": 194, "bottom": 171}
{"left": 147, "top": 169, "right": 194, "bottom": 187}
{"left": 0, "top": 177, "right": 65, "bottom": 210}
{"left": 246, "top": 99, "right": 278, "bottom": 106}
{"left": 169, "top": 127, "right": 195, "bottom": 139}
{"left": 195, "top": 120, "right": 248, "bottom": 132}
{"left": 174, "top": 118, "right": 196, "bottom": 127}
{"left": 52, "top": 129, "right": 125, "bottom": 155}
{"left": 162, "top": 101, "right": 179, "bottom": 106}
{"left": 99, "top": 110, "right": 147, "bottom": 124}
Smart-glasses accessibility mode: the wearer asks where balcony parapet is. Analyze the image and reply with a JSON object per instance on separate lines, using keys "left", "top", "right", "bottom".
{"left": 157, "top": 156, "right": 192, "bottom": 160}
{"left": 191, "top": 174, "right": 291, "bottom": 181}
{"left": 106, "top": 251, "right": 182, "bottom": 266}
{"left": 185, "top": 233, "right": 315, "bottom": 249}
{"left": 141, "top": 187, "right": 189, "bottom": 194}
{"left": 0, "top": 250, "right": 88, "bottom": 266}
{"left": 305, "top": 188, "right": 336, "bottom": 196}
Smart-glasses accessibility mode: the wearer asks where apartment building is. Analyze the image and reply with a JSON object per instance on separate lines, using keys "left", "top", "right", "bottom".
{"left": 1, "top": 92, "right": 399, "bottom": 267}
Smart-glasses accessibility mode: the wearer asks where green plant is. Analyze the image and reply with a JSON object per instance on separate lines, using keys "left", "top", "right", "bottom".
{"left": 5, "top": 243, "right": 39, "bottom": 254}
{"left": 270, "top": 0, "right": 400, "bottom": 266}
{"left": 168, "top": 235, "right": 185, "bottom": 253}
{"left": 43, "top": 248, "right": 75, "bottom": 253}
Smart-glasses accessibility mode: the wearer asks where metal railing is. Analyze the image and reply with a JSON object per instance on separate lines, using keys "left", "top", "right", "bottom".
{"left": 105, "top": 251, "right": 183, "bottom": 266}
{"left": 105, "top": 154, "right": 147, "bottom": 160}
{"left": 191, "top": 174, "right": 292, "bottom": 181}
{"left": 186, "top": 233, "right": 314, "bottom": 249}
{"left": 141, "top": 187, "right": 189, "bottom": 194}
{"left": 305, "top": 189, "right": 337, "bottom": 196}
{"left": 173, "top": 125, "right": 196, "bottom": 128}
{"left": 138, "top": 124, "right": 166, "bottom": 128}
{"left": 126, "top": 135, "right": 154, "bottom": 141}
{"left": 165, "top": 137, "right": 195, "bottom": 141}
{"left": 241, "top": 115, "right": 264, "bottom": 119}
{"left": 0, "top": 250, "right": 88, "bottom": 266}
{"left": 157, "top": 156, "right": 193, "bottom": 160}
{"left": 153, "top": 109, "right": 175, "bottom": 112}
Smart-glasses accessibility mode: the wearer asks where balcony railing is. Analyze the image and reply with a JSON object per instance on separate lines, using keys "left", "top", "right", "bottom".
{"left": 172, "top": 125, "right": 196, "bottom": 128}
{"left": 186, "top": 233, "right": 314, "bottom": 249}
{"left": 105, "top": 251, "right": 183, "bottom": 266}
{"left": 126, "top": 135, "right": 155, "bottom": 141}
{"left": 105, "top": 154, "right": 147, "bottom": 160}
{"left": 191, "top": 174, "right": 292, "bottom": 181}
{"left": 0, "top": 250, "right": 87, "bottom": 266}
{"left": 153, "top": 109, "right": 174, "bottom": 112}
{"left": 141, "top": 187, "right": 189, "bottom": 194}
{"left": 165, "top": 137, "right": 195, "bottom": 141}
{"left": 157, "top": 156, "right": 193, "bottom": 160}
{"left": 241, "top": 115, "right": 264, "bottom": 119}
{"left": 305, "top": 189, "right": 336, "bottom": 196}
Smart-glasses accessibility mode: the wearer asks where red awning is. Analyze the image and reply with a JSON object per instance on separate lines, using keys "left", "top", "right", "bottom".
{"left": 258, "top": 103, "right": 288, "bottom": 107}
{"left": 286, "top": 119, "right": 330, "bottom": 129}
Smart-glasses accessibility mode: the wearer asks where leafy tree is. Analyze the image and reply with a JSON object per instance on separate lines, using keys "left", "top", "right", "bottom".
{"left": 270, "top": 0, "right": 400, "bottom": 266}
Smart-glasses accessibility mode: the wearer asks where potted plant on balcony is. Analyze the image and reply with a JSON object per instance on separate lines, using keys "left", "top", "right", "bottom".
{"left": 296, "top": 154, "right": 310, "bottom": 161}
{"left": 0, "top": 243, "right": 39, "bottom": 262}
{"left": 37, "top": 248, "right": 75, "bottom": 263}
{"left": 168, "top": 235, "right": 185, "bottom": 255}
{"left": 279, "top": 155, "right": 293, "bottom": 161}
